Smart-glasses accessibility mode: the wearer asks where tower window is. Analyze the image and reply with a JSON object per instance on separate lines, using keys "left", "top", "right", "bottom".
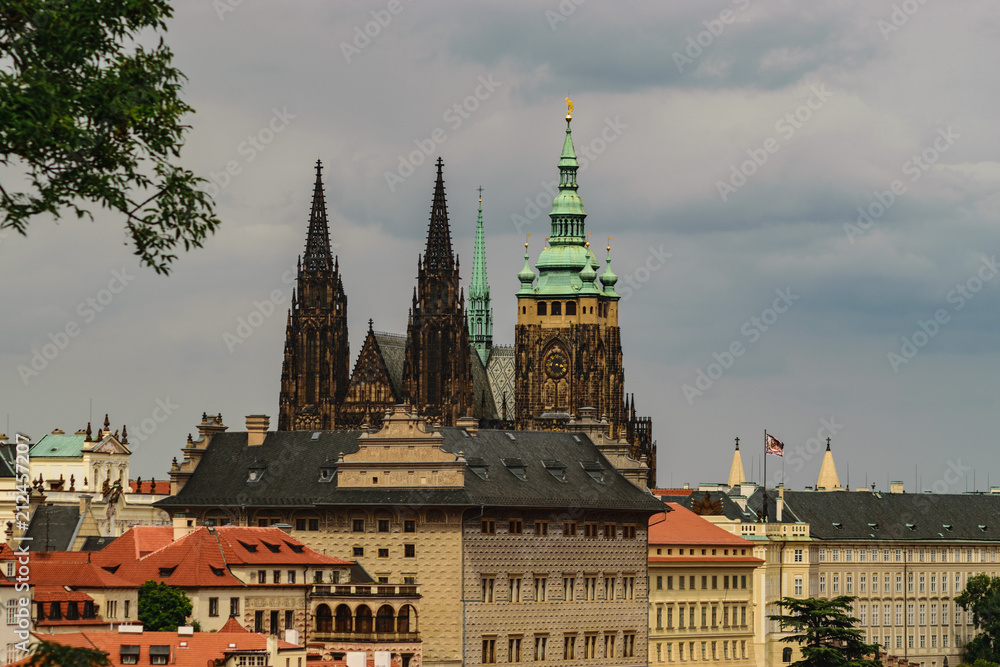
{"left": 537, "top": 302, "right": 547, "bottom": 316}
{"left": 522, "top": 306, "right": 526, "bottom": 314}
{"left": 565, "top": 301, "right": 576, "bottom": 316}
{"left": 551, "top": 302, "right": 562, "bottom": 316}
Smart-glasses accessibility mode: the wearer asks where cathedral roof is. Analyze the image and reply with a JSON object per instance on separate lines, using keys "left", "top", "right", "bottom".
{"left": 372, "top": 331, "right": 406, "bottom": 398}
{"left": 422, "top": 157, "right": 455, "bottom": 272}
{"left": 158, "top": 426, "right": 662, "bottom": 512}
{"left": 302, "top": 160, "right": 335, "bottom": 274}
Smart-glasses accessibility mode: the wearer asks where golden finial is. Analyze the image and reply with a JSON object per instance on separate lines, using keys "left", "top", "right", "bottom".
{"left": 565, "top": 97, "right": 574, "bottom": 121}
{"left": 586, "top": 231, "right": 592, "bottom": 247}
{"left": 525, "top": 233, "right": 531, "bottom": 249}
{"left": 607, "top": 236, "right": 613, "bottom": 252}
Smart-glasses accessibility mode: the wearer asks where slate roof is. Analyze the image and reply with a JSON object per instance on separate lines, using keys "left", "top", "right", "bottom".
{"left": 373, "top": 332, "right": 406, "bottom": 397}
{"left": 774, "top": 489, "right": 1000, "bottom": 542}
{"left": 0, "top": 444, "right": 18, "bottom": 478}
{"left": 24, "top": 505, "right": 83, "bottom": 551}
{"left": 158, "top": 427, "right": 662, "bottom": 513}
{"left": 79, "top": 536, "right": 117, "bottom": 552}
{"left": 470, "top": 351, "right": 498, "bottom": 419}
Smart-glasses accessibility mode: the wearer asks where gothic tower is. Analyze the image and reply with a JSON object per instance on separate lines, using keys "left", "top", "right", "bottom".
{"left": 514, "top": 107, "right": 627, "bottom": 436}
{"left": 402, "top": 158, "right": 474, "bottom": 425}
{"left": 278, "top": 160, "right": 350, "bottom": 431}
{"left": 467, "top": 190, "right": 493, "bottom": 366}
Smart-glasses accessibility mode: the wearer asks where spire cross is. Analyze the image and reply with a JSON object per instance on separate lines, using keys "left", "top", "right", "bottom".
{"left": 827, "top": 437, "right": 831, "bottom": 446}
{"left": 477, "top": 185, "right": 484, "bottom": 200}
{"left": 735, "top": 436, "right": 740, "bottom": 448}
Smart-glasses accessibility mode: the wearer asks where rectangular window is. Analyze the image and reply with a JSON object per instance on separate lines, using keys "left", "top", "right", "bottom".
{"left": 741, "top": 606, "right": 746, "bottom": 626}
{"left": 679, "top": 606, "right": 685, "bottom": 629}
{"left": 702, "top": 606, "right": 707, "bottom": 628}
{"left": 702, "top": 575, "right": 708, "bottom": 590}
{"left": 378, "top": 519, "right": 390, "bottom": 532}
{"left": 535, "top": 521, "right": 548, "bottom": 536}
{"left": 508, "top": 637, "right": 522, "bottom": 663}
{"left": 623, "top": 576, "right": 635, "bottom": 600}
{"left": 908, "top": 604, "right": 914, "bottom": 626}
{"left": 623, "top": 633, "right": 635, "bottom": 658}
{"left": 932, "top": 635, "right": 937, "bottom": 648}
{"left": 534, "top": 636, "right": 547, "bottom": 661}
{"left": 509, "top": 519, "right": 523, "bottom": 535}
{"left": 482, "top": 519, "right": 496, "bottom": 535}
{"left": 604, "top": 633, "right": 616, "bottom": 659}
{"left": 273, "top": 570, "right": 281, "bottom": 584}
{"left": 668, "top": 607, "right": 674, "bottom": 628}
{"left": 285, "top": 609, "right": 293, "bottom": 630}
{"left": 295, "top": 518, "right": 306, "bottom": 531}
{"left": 667, "top": 575, "right": 674, "bottom": 590}
{"left": 258, "top": 570, "right": 266, "bottom": 584}
{"left": 584, "top": 577, "right": 596, "bottom": 601}
{"left": 931, "top": 574, "right": 937, "bottom": 592}
{"left": 483, "top": 638, "right": 496, "bottom": 664}
{"left": 584, "top": 523, "right": 598, "bottom": 538}
{"left": 896, "top": 604, "right": 902, "bottom": 626}
{"left": 564, "top": 636, "right": 576, "bottom": 660}
{"left": 741, "top": 575, "right": 747, "bottom": 589}
{"left": 623, "top": 524, "right": 637, "bottom": 539}
{"left": 832, "top": 549, "right": 839, "bottom": 562}
{"left": 860, "top": 575, "right": 866, "bottom": 593}
{"left": 920, "top": 604, "right": 926, "bottom": 626}
{"left": 794, "top": 549, "right": 803, "bottom": 562}
{"left": 603, "top": 524, "right": 616, "bottom": 540}
{"left": 230, "top": 598, "right": 240, "bottom": 616}
{"left": 861, "top": 604, "right": 867, "bottom": 625}
{"left": 657, "top": 607, "right": 663, "bottom": 629}
{"left": 378, "top": 548, "right": 389, "bottom": 558}
{"left": 605, "top": 576, "right": 615, "bottom": 601}
{"left": 482, "top": 577, "right": 495, "bottom": 603}
{"left": 920, "top": 635, "right": 926, "bottom": 649}
{"left": 832, "top": 575, "right": 839, "bottom": 593}
{"left": 920, "top": 575, "right": 925, "bottom": 593}
{"left": 584, "top": 636, "right": 597, "bottom": 659}
{"left": 846, "top": 549, "right": 853, "bottom": 562}
{"left": 872, "top": 573, "right": 878, "bottom": 593}
{"left": 712, "top": 606, "right": 717, "bottom": 627}
{"left": 404, "top": 519, "right": 416, "bottom": 533}
{"left": 846, "top": 575, "right": 853, "bottom": 593}
{"left": 943, "top": 604, "right": 949, "bottom": 625}
{"left": 712, "top": 575, "right": 718, "bottom": 590}
{"left": 209, "top": 598, "right": 219, "bottom": 617}
{"left": 819, "top": 576, "right": 826, "bottom": 593}
{"left": 535, "top": 577, "right": 547, "bottom": 602}
{"left": 352, "top": 519, "right": 364, "bottom": 532}
{"left": 931, "top": 604, "right": 938, "bottom": 625}
{"left": 657, "top": 575, "right": 663, "bottom": 590}
{"left": 564, "top": 577, "right": 575, "bottom": 601}
{"left": 723, "top": 575, "right": 729, "bottom": 590}
{"left": 896, "top": 575, "right": 902, "bottom": 593}
{"left": 690, "top": 607, "right": 696, "bottom": 628}
{"left": 679, "top": 575, "right": 685, "bottom": 590}
{"left": 404, "top": 543, "right": 415, "bottom": 558}
{"left": 564, "top": 521, "right": 576, "bottom": 537}
{"left": 859, "top": 549, "right": 866, "bottom": 562}
{"left": 701, "top": 641, "right": 707, "bottom": 660}
{"left": 819, "top": 549, "right": 826, "bottom": 562}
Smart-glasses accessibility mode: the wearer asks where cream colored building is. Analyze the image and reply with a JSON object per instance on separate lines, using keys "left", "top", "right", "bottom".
{"left": 648, "top": 503, "right": 763, "bottom": 667}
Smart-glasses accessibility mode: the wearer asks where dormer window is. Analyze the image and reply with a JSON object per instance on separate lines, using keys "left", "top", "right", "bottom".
{"left": 502, "top": 458, "right": 526, "bottom": 481}
{"left": 248, "top": 461, "right": 266, "bottom": 483}
{"left": 581, "top": 461, "right": 605, "bottom": 484}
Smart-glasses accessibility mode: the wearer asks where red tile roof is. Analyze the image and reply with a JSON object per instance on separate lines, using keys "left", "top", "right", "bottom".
{"left": 35, "top": 629, "right": 300, "bottom": 667}
{"left": 219, "top": 616, "right": 249, "bottom": 633}
{"left": 648, "top": 503, "right": 756, "bottom": 548}
{"left": 89, "top": 526, "right": 351, "bottom": 588}
{"left": 26, "top": 561, "right": 136, "bottom": 589}
{"left": 33, "top": 585, "right": 95, "bottom": 603}
{"left": 129, "top": 480, "right": 171, "bottom": 494}
{"left": 652, "top": 488, "right": 695, "bottom": 496}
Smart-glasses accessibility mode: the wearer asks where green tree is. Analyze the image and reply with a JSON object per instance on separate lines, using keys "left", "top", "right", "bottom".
{"left": 0, "top": 0, "right": 219, "bottom": 273}
{"left": 28, "top": 640, "right": 110, "bottom": 667}
{"left": 956, "top": 574, "right": 1000, "bottom": 663}
{"left": 771, "top": 596, "right": 881, "bottom": 667}
{"left": 138, "top": 580, "right": 193, "bottom": 631}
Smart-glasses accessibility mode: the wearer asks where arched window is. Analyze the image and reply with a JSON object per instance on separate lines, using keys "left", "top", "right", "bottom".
{"left": 355, "top": 605, "right": 373, "bottom": 633}
{"left": 566, "top": 301, "right": 577, "bottom": 316}
{"left": 537, "top": 302, "right": 547, "bottom": 316}
{"left": 315, "top": 604, "right": 333, "bottom": 633}
{"left": 783, "top": 648, "right": 793, "bottom": 662}
{"left": 397, "top": 605, "right": 413, "bottom": 633}
{"left": 332, "top": 604, "right": 351, "bottom": 632}
{"left": 376, "top": 605, "right": 395, "bottom": 633}
{"left": 551, "top": 301, "right": 562, "bottom": 315}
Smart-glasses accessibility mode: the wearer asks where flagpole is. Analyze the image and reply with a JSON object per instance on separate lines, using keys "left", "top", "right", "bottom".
{"left": 763, "top": 429, "right": 767, "bottom": 523}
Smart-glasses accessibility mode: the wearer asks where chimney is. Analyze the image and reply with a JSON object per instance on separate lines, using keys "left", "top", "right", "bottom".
{"left": 78, "top": 494, "right": 93, "bottom": 515}
{"left": 456, "top": 416, "right": 478, "bottom": 436}
{"left": 890, "top": 481, "right": 904, "bottom": 494}
{"left": 246, "top": 415, "right": 270, "bottom": 447}
{"left": 776, "top": 484, "right": 784, "bottom": 522}
{"left": 172, "top": 513, "right": 196, "bottom": 541}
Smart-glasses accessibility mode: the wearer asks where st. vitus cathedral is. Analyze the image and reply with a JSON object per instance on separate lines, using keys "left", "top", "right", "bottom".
{"left": 278, "top": 109, "right": 656, "bottom": 485}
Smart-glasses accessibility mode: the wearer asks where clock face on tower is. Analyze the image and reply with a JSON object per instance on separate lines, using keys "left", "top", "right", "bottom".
{"left": 545, "top": 352, "right": 569, "bottom": 379}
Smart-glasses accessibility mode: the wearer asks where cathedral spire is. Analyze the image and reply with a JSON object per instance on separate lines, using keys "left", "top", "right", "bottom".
{"left": 303, "top": 160, "right": 334, "bottom": 273}
{"left": 423, "top": 157, "right": 454, "bottom": 271}
{"left": 817, "top": 437, "right": 842, "bottom": 490}
{"left": 468, "top": 188, "right": 493, "bottom": 365}
{"left": 728, "top": 437, "right": 746, "bottom": 488}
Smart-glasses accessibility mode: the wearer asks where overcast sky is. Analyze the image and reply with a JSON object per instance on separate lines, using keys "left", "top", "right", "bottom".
{"left": 3, "top": 0, "right": 999, "bottom": 493}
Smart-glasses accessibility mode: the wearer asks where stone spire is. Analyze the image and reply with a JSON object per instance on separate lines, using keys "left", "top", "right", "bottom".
{"left": 468, "top": 188, "right": 493, "bottom": 366}
{"left": 817, "top": 437, "right": 841, "bottom": 490}
{"left": 302, "top": 160, "right": 334, "bottom": 273}
{"left": 728, "top": 437, "right": 746, "bottom": 488}
{"left": 423, "top": 158, "right": 455, "bottom": 272}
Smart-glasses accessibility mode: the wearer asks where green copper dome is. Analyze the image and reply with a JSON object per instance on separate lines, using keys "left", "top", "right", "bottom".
{"left": 600, "top": 247, "right": 619, "bottom": 295}
{"left": 517, "top": 245, "right": 536, "bottom": 295}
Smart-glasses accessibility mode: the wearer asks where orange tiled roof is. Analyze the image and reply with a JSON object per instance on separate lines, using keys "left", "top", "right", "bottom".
{"left": 219, "top": 616, "right": 249, "bottom": 633}
{"left": 648, "top": 503, "right": 756, "bottom": 548}
{"left": 89, "top": 526, "right": 351, "bottom": 588}
{"left": 129, "top": 480, "right": 171, "bottom": 494}
{"left": 33, "top": 585, "right": 95, "bottom": 603}
{"left": 652, "top": 488, "right": 695, "bottom": 496}
{"left": 34, "top": 629, "right": 300, "bottom": 667}
{"left": 26, "top": 561, "right": 136, "bottom": 589}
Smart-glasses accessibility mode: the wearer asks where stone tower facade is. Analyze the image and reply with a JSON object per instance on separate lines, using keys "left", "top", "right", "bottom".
{"left": 278, "top": 160, "right": 350, "bottom": 431}
{"left": 402, "top": 158, "right": 474, "bottom": 425}
{"left": 514, "top": 109, "right": 627, "bottom": 437}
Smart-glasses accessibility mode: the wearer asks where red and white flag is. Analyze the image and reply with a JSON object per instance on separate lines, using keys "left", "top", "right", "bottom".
{"left": 765, "top": 433, "right": 784, "bottom": 457}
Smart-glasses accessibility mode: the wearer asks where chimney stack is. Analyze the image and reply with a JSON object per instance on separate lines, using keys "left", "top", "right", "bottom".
{"left": 246, "top": 415, "right": 270, "bottom": 447}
